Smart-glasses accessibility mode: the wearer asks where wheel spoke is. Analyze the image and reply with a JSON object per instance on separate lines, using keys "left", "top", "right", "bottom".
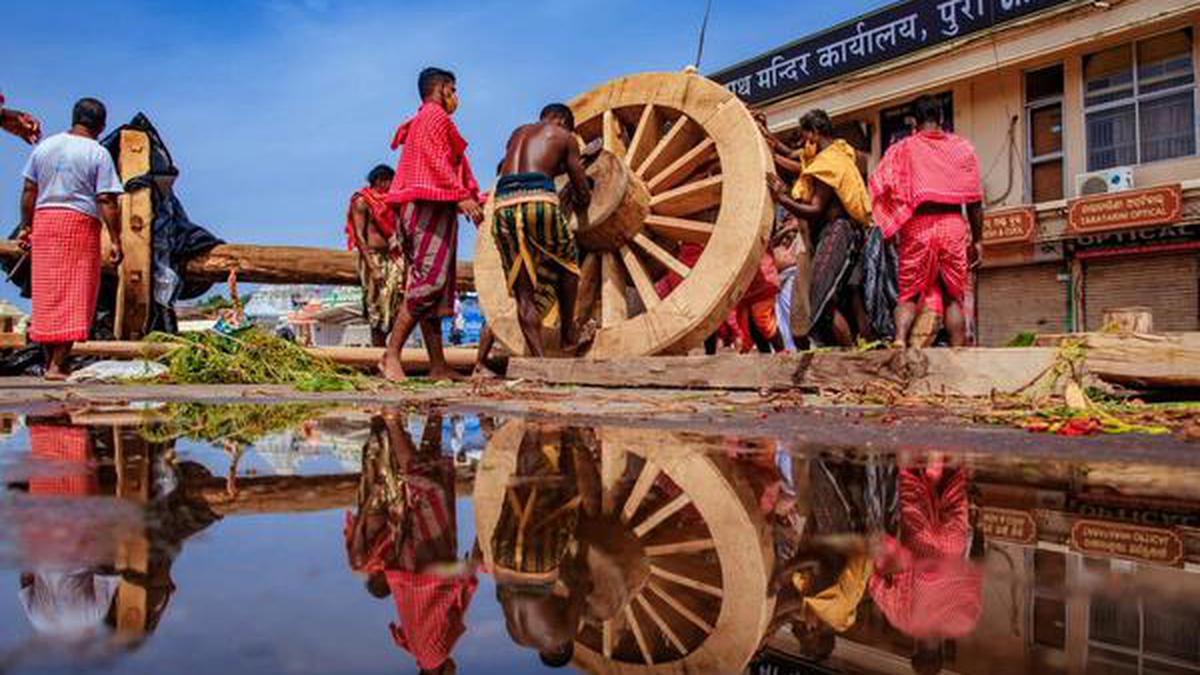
{"left": 625, "top": 604, "right": 654, "bottom": 665}
{"left": 633, "top": 492, "right": 691, "bottom": 538}
{"left": 649, "top": 563, "right": 723, "bottom": 598}
{"left": 618, "top": 245, "right": 659, "bottom": 311}
{"left": 650, "top": 175, "right": 723, "bottom": 218}
{"left": 626, "top": 104, "right": 662, "bottom": 169}
{"left": 602, "top": 109, "right": 628, "bottom": 157}
{"left": 636, "top": 116, "right": 701, "bottom": 179}
{"left": 646, "top": 138, "right": 717, "bottom": 195}
{"left": 600, "top": 447, "right": 627, "bottom": 515}
{"left": 644, "top": 215, "right": 715, "bottom": 245}
{"left": 603, "top": 618, "right": 614, "bottom": 658}
{"left": 644, "top": 538, "right": 716, "bottom": 557}
{"left": 575, "top": 252, "right": 600, "bottom": 325}
{"left": 646, "top": 579, "right": 714, "bottom": 633}
{"left": 636, "top": 592, "right": 687, "bottom": 655}
{"left": 600, "top": 252, "right": 628, "bottom": 328}
{"left": 622, "top": 460, "right": 659, "bottom": 523}
{"left": 632, "top": 232, "right": 690, "bottom": 279}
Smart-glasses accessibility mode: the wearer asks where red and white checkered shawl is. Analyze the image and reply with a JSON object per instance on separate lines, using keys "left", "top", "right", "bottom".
{"left": 386, "top": 102, "right": 480, "bottom": 206}
{"left": 869, "top": 130, "right": 982, "bottom": 239}
{"left": 29, "top": 207, "right": 102, "bottom": 344}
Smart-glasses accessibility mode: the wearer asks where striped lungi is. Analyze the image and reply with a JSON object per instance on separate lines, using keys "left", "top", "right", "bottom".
{"left": 397, "top": 200, "right": 458, "bottom": 318}
{"left": 29, "top": 208, "right": 101, "bottom": 344}
{"left": 491, "top": 173, "right": 579, "bottom": 318}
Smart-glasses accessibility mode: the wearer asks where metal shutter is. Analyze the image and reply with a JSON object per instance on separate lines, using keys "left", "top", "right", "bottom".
{"left": 977, "top": 263, "right": 1069, "bottom": 346}
{"left": 1084, "top": 252, "right": 1199, "bottom": 332}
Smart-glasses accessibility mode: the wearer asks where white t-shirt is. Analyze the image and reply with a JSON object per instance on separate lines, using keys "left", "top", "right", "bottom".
{"left": 21, "top": 132, "right": 123, "bottom": 219}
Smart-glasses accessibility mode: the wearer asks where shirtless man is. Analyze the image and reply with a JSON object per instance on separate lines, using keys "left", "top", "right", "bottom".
{"left": 490, "top": 103, "right": 591, "bottom": 357}
{"left": 347, "top": 164, "right": 402, "bottom": 347}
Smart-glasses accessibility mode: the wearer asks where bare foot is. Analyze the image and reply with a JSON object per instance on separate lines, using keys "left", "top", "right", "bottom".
{"left": 43, "top": 369, "right": 68, "bottom": 382}
{"left": 561, "top": 318, "right": 598, "bottom": 356}
{"left": 378, "top": 354, "right": 407, "bottom": 382}
{"left": 472, "top": 364, "right": 500, "bottom": 380}
{"left": 426, "top": 367, "right": 466, "bottom": 382}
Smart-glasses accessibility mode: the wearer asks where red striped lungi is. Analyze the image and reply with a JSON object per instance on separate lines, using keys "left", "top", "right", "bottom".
{"left": 28, "top": 424, "right": 98, "bottom": 497}
{"left": 895, "top": 212, "right": 969, "bottom": 309}
{"left": 397, "top": 200, "right": 457, "bottom": 318}
{"left": 29, "top": 208, "right": 101, "bottom": 344}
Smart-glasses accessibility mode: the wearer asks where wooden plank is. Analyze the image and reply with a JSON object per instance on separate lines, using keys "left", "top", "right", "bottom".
{"left": 600, "top": 252, "right": 628, "bottom": 328}
{"left": 643, "top": 215, "right": 715, "bottom": 245}
{"left": 1079, "top": 332, "right": 1200, "bottom": 389}
{"left": 645, "top": 138, "right": 717, "bottom": 195}
{"left": 649, "top": 175, "right": 723, "bottom": 218}
{"left": 632, "top": 232, "right": 691, "bottom": 279}
{"left": 510, "top": 348, "right": 1062, "bottom": 395}
{"left": 115, "top": 130, "right": 153, "bottom": 340}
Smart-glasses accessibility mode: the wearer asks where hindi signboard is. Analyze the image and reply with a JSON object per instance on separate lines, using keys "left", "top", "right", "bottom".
{"left": 982, "top": 207, "right": 1037, "bottom": 245}
{"left": 1070, "top": 519, "right": 1184, "bottom": 567}
{"left": 711, "top": 0, "right": 1075, "bottom": 105}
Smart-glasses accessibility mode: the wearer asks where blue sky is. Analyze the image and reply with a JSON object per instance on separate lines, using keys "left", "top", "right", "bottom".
{"left": 0, "top": 0, "right": 885, "bottom": 307}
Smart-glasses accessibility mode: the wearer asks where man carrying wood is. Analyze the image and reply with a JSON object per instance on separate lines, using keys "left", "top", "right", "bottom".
{"left": 0, "top": 92, "right": 41, "bottom": 145}
{"left": 382, "top": 67, "right": 483, "bottom": 382}
{"left": 18, "top": 98, "right": 123, "bottom": 380}
{"left": 869, "top": 95, "right": 983, "bottom": 348}
{"left": 347, "top": 164, "right": 402, "bottom": 347}
{"left": 491, "top": 103, "right": 591, "bottom": 357}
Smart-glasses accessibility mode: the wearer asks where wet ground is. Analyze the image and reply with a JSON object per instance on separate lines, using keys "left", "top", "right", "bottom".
{"left": 1, "top": 398, "right": 1198, "bottom": 674}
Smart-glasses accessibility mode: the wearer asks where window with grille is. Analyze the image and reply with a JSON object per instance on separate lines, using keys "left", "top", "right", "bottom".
{"left": 1084, "top": 29, "right": 1197, "bottom": 171}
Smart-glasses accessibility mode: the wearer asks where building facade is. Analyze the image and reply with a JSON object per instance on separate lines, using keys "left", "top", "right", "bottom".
{"left": 714, "top": 0, "right": 1200, "bottom": 345}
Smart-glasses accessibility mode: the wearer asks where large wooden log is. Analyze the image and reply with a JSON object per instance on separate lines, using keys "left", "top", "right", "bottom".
{"left": 1077, "top": 332, "right": 1200, "bottom": 389}
{"left": 0, "top": 241, "right": 475, "bottom": 291}
{"left": 70, "top": 341, "right": 477, "bottom": 374}
{"left": 508, "top": 348, "right": 1062, "bottom": 396}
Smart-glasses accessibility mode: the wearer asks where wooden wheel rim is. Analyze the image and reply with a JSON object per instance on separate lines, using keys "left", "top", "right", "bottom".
{"left": 474, "top": 71, "right": 775, "bottom": 358}
{"left": 473, "top": 420, "right": 774, "bottom": 673}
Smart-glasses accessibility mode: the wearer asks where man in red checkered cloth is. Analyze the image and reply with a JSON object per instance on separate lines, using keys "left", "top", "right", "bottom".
{"left": 869, "top": 95, "right": 984, "bottom": 348}
{"left": 381, "top": 67, "right": 483, "bottom": 382}
{"left": 0, "top": 91, "right": 42, "bottom": 145}
{"left": 18, "top": 98, "right": 124, "bottom": 380}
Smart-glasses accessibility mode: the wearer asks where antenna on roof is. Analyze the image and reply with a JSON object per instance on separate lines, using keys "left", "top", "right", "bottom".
{"left": 693, "top": 0, "right": 714, "bottom": 70}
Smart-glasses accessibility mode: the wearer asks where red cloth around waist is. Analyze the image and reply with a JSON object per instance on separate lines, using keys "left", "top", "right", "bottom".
{"left": 29, "top": 208, "right": 101, "bottom": 344}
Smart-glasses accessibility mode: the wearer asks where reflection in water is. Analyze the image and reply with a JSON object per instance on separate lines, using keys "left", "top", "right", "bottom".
{"left": 0, "top": 405, "right": 1198, "bottom": 674}
{"left": 344, "top": 410, "right": 478, "bottom": 675}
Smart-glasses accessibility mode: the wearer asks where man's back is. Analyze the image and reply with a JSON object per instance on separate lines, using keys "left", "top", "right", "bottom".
{"left": 501, "top": 122, "right": 571, "bottom": 178}
{"left": 22, "top": 132, "right": 122, "bottom": 219}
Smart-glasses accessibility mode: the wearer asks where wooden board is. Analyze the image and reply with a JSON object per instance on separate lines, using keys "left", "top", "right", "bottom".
{"left": 114, "top": 130, "right": 153, "bottom": 339}
{"left": 509, "top": 348, "right": 1063, "bottom": 396}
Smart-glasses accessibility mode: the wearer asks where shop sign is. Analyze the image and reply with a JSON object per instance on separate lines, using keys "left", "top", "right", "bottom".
{"left": 979, "top": 506, "right": 1037, "bottom": 544}
{"left": 1069, "top": 519, "right": 1183, "bottom": 566}
{"left": 1066, "top": 185, "right": 1183, "bottom": 236}
{"left": 711, "top": 0, "right": 1074, "bottom": 105}
{"left": 982, "top": 207, "right": 1037, "bottom": 245}
{"left": 1072, "top": 223, "right": 1196, "bottom": 251}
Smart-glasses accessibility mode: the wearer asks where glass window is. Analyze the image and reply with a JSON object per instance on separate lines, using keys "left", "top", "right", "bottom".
{"left": 1084, "top": 30, "right": 1197, "bottom": 171}
{"left": 1026, "top": 65, "right": 1065, "bottom": 202}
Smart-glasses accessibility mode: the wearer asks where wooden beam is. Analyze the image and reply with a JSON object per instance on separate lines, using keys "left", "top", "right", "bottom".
{"left": 645, "top": 138, "right": 717, "bottom": 195}
{"left": 600, "top": 252, "right": 628, "bottom": 328}
{"left": 114, "top": 130, "right": 153, "bottom": 340}
{"left": 643, "top": 215, "right": 715, "bottom": 245}
{"left": 632, "top": 232, "right": 691, "bottom": 279}
{"left": 188, "top": 473, "right": 360, "bottom": 515}
{"left": 509, "top": 348, "right": 1064, "bottom": 395}
{"left": 619, "top": 245, "right": 659, "bottom": 311}
{"left": 0, "top": 241, "right": 476, "bottom": 292}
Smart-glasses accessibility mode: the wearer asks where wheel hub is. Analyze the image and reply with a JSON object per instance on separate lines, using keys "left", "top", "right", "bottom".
{"left": 574, "top": 150, "right": 650, "bottom": 252}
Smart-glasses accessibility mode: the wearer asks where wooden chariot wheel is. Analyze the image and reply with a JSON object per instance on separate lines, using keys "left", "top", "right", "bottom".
{"left": 474, "top": 420, "right": 775, "bottom": 673}
{"left": 474, "top": 70, "right": 776, "bottom": 357}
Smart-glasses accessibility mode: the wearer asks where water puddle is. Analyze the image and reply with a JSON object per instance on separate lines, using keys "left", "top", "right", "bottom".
{"left": 0, "top": 403, "right": 1197, "bottom": 674}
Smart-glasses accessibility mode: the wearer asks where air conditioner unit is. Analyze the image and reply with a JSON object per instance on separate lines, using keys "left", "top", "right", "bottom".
{"left": 1075, "top": 166, "right": 1134, "bottom": 196}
